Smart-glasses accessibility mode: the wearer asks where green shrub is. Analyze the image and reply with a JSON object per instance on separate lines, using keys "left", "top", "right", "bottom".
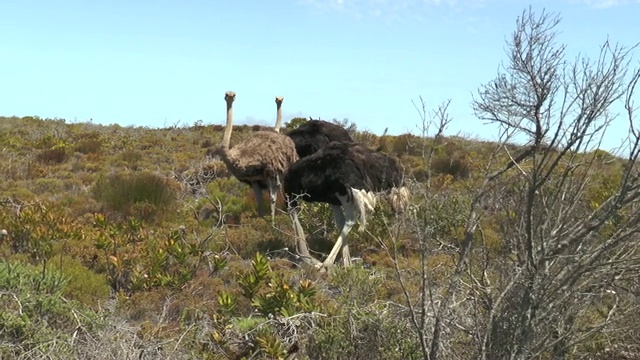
{"left": 92, "top": 171, "right": 176, "bottom": 218}
{"left": 430, "top": 153, "right": 470, "bottom": 179}
{"left": 74, "top": 138, "right": 103, "bottom": 155}
{"left": 119, "top": 149, "right": 143, "bottom": 165}
{"left": 54, "top": 256, "right": 111, "bottom": 307}
{"left": 1, "top": 201, "right": 79, "bottom": 262}
{"left": 35, "top": 134, "right": 68, "bottom": 150}
{"left": 203, "top": 254, "right": 321, "bottom": 359}
{"left": 283, "top": 117, "right": 308, "bottom": 131}
{"left": 0, "top": 260, "right": 99, "bottom": 357}
{"left": 71, "top": 130, "right": 104, "bottom": 155}
{"left": 33, "top": 177, "right": 65, "bottom": 195}
{"left": 221, "top": 216, "right": 292, "bottom": 257}
{"left": 204, "top": 177, "right": 252, "bottom": 219}
{"left": 307, "top": 302, "right": 422, "bottom": 359}
{"left": 392, "top": 133, "right": 423, "bottom": 156}
{"left": 35, "top": 135, "right": 70, "bottom": 164}
{"left": 37, "top": 147, "right": 69, "bottom": 164}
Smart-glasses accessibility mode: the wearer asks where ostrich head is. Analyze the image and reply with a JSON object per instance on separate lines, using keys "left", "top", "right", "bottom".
{"left": 224, "top": 91, "right": 236, "bottom": 105}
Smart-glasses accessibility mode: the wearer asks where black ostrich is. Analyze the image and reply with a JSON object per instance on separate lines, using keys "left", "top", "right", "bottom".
{"left": 286, "top": 119, "right": 354, "bottom": 158}
{"left": 284, "top": 141, "right": 410, "bottom": 269}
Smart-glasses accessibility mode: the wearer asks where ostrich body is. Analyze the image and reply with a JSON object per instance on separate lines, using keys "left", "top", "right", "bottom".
{"left": 211, "top": 92, "right": 299, "bottom": 222}
{"left": 286, "top": 119, "right": 353, "bottom": 158}
{"left": 284, "top": 141, "right": 410, "bottom": 268}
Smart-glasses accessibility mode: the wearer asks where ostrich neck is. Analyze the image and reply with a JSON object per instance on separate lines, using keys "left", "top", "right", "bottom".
{"left": 222, "top": 101, "right": 234, "bottom": 149}
{"left": 217, "top": 146, "right": 234, "bottom": 169}
{"left": 274, "top": 103, "right": 283, "bottom": 133}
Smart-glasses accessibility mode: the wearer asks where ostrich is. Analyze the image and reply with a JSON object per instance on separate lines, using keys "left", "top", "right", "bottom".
{"left": 286, "top": 119, "right": 354, "bottom": 158}
{"left": 209, "top": 91, "right": 299, "bottom": 223}
{"left": 284, "top": 140, "right": 410, "bottom": 269}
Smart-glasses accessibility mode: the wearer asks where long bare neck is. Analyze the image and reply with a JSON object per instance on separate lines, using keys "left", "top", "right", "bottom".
{"left": 274, "top": 96, "right": 284, "bottom": 133}
{"left": 222, "top": 91, "right": 236, "bottom": 149}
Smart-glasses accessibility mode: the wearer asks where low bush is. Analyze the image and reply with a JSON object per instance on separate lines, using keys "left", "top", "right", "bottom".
{"left": 0, "top": 260, "right": 100, "bottom": 358}
{"left": 37, "top": 147, "right": 68, "bottom": 164}
{"left": 92, "top": 171, "right": 177, "bottom": 219}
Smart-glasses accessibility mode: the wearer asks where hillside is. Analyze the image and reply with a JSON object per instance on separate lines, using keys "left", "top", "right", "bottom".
{"left": 0, "top": 111, "right": 636, "bottom": 359}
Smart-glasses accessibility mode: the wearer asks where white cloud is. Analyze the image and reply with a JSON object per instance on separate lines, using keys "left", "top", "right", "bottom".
{"left": 302, "top": 0, "right": 640, "bottom": 14}
{"left": 571, "top": 0, "right": 640, "bottom": 8}
{"left": 299, "top": 0, "right": 476, "bottom": 19}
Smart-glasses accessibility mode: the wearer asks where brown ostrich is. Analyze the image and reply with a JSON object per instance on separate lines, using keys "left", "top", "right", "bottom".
{"left": 209, "top": 91, "right": 299, "bottom": 223}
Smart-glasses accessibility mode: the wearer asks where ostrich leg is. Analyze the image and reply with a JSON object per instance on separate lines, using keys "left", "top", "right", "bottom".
{"left": 252, "top": 182, "right": 266, "bottom": 218}
{"left": 267, "top": 178, "right": 278, "bottom": 225}
{"left": 323, "top": 194, "right": 357, "bottom": 268}
{"left": 290, "top": 205, "right": 321, "bottom": 266}
{"left": 331, "top": 204, "right": 346, "bottom": 232}
{"left": 331, "top": 205, "right": 351, "bottom": 267}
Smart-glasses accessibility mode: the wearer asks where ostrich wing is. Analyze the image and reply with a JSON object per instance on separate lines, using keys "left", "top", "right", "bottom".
{"left": 287, "top": 120, "right": 353, "bottom": 158}
{"left": 285, "top": 141, "right": 402, "bottom": 204}
{"left": 227, "top": 131, "right": 298, "bottom": 183}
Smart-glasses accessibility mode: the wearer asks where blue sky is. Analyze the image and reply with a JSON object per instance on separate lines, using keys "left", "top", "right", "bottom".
{"left": 1, "top": 0, "right": 639, "bottom": 149}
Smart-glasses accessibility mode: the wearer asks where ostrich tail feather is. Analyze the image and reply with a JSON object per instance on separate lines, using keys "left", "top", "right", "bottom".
{"left": 389, "top": 186, "right": 411, "bottom": 213}
{"left": 351, "top": 188, "right": 377, "bottom": 232}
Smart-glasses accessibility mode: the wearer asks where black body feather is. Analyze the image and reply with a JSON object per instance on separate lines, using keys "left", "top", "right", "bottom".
{"left": 286, "top": 120, "right": 353, "bottom": 158}
{"left": 284, "top": 141, "right": 403, "bottom": 206}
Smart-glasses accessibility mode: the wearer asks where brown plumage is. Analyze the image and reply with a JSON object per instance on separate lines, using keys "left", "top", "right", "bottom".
{"left": 209, "top": 92, "right": 299, "bottom": 223}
